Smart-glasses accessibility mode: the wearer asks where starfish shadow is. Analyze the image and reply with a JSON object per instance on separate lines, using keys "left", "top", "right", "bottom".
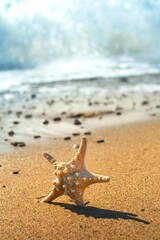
{"left": 50, "top": 202, "right": 150, "bottom": 224}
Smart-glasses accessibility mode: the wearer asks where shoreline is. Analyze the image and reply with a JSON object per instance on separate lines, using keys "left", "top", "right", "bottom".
{"left": 1, "top": 73, "right": 160, "bottom": 155}
{"left": 1, "top": 119, "right": 160, "bottom": 239}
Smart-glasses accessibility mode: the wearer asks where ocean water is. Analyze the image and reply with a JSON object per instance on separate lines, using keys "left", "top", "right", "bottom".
{"left": 0, "top": 0, "right": 160, "bottom": 98}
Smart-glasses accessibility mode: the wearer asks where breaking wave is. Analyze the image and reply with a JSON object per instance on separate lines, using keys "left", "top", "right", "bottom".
{"left": 0, "top": 0, "right": 160, "bottom": 70}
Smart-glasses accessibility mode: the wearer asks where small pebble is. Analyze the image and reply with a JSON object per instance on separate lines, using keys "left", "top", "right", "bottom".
{"left": 8, "top": 131, "right": 15, "bottom": 136}
{"left": 11, "top": 142, "right": 18, "bottom": 146}
{"left": 13, "top": 170, "right": 19, "bottom": 174}
{"left": 142, "top": 100, "right": 149, "bottom": 105}
{"left": 2, "top": 185, "right": 6, "bottom": 188}
{"left": 0, "top": 164, "right": 2, "bottom": 167}
{"left": 13, "top": 121, "right": 20, "bottom": 125}
{"left": 116, "top": 106, "right": 123, "bottom": 111}
{"left": 84, "top": 132, "right": 91, "bottom": 135}
{"left": 116, "top": 111, "right": 122, "bottom": 116}
{"left": 74, "top": 119, "right": 82, "bottom": 125}
{"left": 11, "top": 141, "right": 26, "bottom": 147}
{"left": 72, "top": 133, "right": 80, "bottom": 136}
{"left": 25, "top": 114, "right": 32, "bottom": 119}
{"left": 18, "top": 142, "right": 26, "bottom": 147}
{"left": 64, "top": 136, "right": 71, "bottom": 141}
{"left": 53, "top": 117, "right": 61, "bottom": 121}
{"left": 43, "top": 120, "right": 49, "bottom": 125}
{"left": 97, "top": 139, "right": 105, "bottom": 143}
{"left": 61, "top": 111, "right": 67, "bottom": 115}
{"left": 150, "top": 113, "right": 156, "bottom": 117}
{"left": 88, "top": 102, "right": 92, "bottom": 106}
{"left": 34, "top": 135, "right": 41, "bottom": 139}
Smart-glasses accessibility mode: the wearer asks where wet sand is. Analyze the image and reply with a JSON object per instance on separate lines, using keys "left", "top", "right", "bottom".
{"left": 1, "top": 119, "right": 160, "bottom": 240}
{"left": 1, "top": 82, "right": 160, "bottom": 153}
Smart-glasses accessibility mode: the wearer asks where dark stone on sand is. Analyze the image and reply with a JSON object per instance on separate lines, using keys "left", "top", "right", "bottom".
{"left": 150, "top": 113, "right": 156, "bottom": 117}
{"left": 141, "top": 208, "right": 145, "bottom": 212}
{"left": 13, "top": 170, "right": 19, "bottom": 174}
{"left": 141, "top": 100, "right": 149, "bottom": 105}
{"left": 7, "top": 110, "right": 12, "bottom": 114}
{"left": 74, "top": 119, "right": 82, "bottom": 125}
{"left": 2, "top": 185, "right": 6, "bottom": 188}
{"left": 8, "top": 130, "right": 15, "bottom": 136}
{"left": 116, "top": 111, "right": 122, "bottom": 116}
{"left": 61, "top": 111, "right": 67, "bottom": 115}
{"left": 97, "top": 139, "right": 105, "bottom": 143}
{"left": 84, "top": 132, "right": 91, "bottom": 135}
{"left": 72, "top": 133, "right": 80, "bottom": 136}
{"left": 13, "top": 121, "right": 20, "bottom": 125}
{"left": 88, "top": 102, "right": 92, "bottom": 106}
{"left": 18, "top": 142, "right": 26, "bottom": 147}
{"left": 4, "top": 139, "right": 9, "bottom": 142}
{"left": 53, "top": 117, "right": 61, "bottom": 121}
{"left": 156, "top": 105, "right": 160, "bottom": 108}
{"left": 0, "top": 164, "right": 2, "bottom": 167}
{"left": 11, "top": 141, "right": 26, "bottom": 147}
{"left": 43, "top": 120, "right": 49, "bottom": 125}
{"left": 34, "top": 135, "right": 41, "bottom": 139}
{"left": 116, "top": 106, "right": 123, "bottom": 111}
{"left": 64, "top": 136, "right": 71, "bottom": 141}
{"left": 25, "top": 114, "right": 32, "bottom": 119}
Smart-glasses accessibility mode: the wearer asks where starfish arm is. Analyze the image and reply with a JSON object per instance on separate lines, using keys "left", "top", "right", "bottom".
{"left": 83, "top": 174, "right": 110, "bottom": 187}
{"left": 42, "top": 152, "right": 57, "bottom": 164}
{"left": 70, "top": 137, "right": 87, "bottom": 169}
{"left": 40, "top": 187, "right": 63, "bottom": 203}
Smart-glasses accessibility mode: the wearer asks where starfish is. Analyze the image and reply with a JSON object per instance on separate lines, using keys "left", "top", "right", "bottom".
{"left": 40, "top": 137, "right": 110, "bottom": 206}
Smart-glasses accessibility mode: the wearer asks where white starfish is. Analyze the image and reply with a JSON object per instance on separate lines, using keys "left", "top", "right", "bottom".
{"left": 40, "top": 137, "right": 110, "bottom": 206}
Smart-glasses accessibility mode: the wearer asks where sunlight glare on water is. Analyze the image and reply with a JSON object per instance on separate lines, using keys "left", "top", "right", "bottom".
{"left": 0, "top": 0, "right": 160, "bottom": 92}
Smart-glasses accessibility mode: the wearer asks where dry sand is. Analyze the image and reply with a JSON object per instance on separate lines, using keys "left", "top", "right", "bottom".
{"left": 0, "top": 119, "right": 160, "bottom": 240}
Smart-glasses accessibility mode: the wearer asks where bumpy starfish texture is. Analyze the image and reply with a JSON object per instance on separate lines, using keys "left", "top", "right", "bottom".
{"left": 40, "top": 137, "right": 110, "bottom": 206}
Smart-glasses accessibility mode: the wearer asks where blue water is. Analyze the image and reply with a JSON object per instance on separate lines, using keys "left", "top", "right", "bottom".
{"left": 0, "top": 0, "right": 160, "bottom": 92}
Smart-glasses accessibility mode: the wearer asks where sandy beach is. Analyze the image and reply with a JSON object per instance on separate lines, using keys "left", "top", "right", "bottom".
{"left": 1, "top": 118, "right": 160, "bottom": 240}
{"left": 1, "top": 1, "right": 160, "bottom": 239}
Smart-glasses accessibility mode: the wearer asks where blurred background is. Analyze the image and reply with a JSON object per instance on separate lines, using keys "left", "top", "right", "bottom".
{"left": 0, "top": 0, "right": 160, "bottom": 147}
{"left": 0, "top": 0, "right": 160, "bottom": 69}
{"left": 0, "top": 0, "right": 160, "bottom": 94}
